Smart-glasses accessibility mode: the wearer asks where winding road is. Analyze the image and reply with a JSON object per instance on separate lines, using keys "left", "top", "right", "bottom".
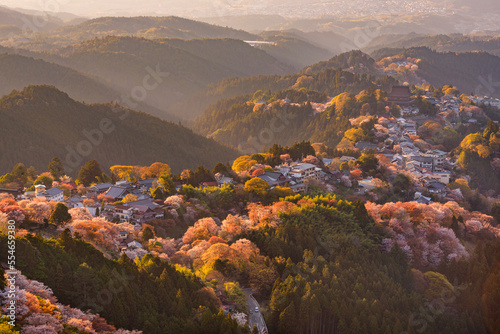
{"left": 243, "top": 289, "right": 268, "bottom": 334}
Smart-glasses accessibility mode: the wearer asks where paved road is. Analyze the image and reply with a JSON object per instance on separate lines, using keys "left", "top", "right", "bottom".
{"left": 243, "top": 289, "right": 267, "bottom": 333}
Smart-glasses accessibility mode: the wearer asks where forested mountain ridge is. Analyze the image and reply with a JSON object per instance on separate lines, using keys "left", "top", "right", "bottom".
{"left": 0, "top": 36, "right": 295, "bottom": 120}
{"left": 0, "top": 85, "right": 238, "bottom": 175}
{"left": 193, "top": 66, "right": 397, "bottom": 151}
{"left": 365, "top": 33, "right": 500, "bottom": 57}
{"left": 374, "top": 47, "right": 500, "bottom": 97}
{"left": 54, "top": 15, "right": 259, "bottom": 41}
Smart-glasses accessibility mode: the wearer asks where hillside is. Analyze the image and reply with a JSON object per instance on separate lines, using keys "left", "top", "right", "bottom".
{"left": 0, "top": 85, "right": 238, "bottom": 175}
{"left": 4, "top": 15, "right": 260, "bottom": 51}
{"left": 0, "top": 36, "right": 293, "bottom": 120}
{"left": 0, "top": 53, "right": 117, "bottom": 103}
{"left": 52, "top": 36, "right": 293, "bottom": 119}
{"left": 193, "top": 69, "right": 397, "bottom": 151}
{"left": 0, "top": 6, "right": 63, "bottom": 33}
{"left": 256, "top": 30, "right": 339, "bottom": 70}
{"left": 376, "top": 47, "right": 500, "bottom": 97}
{"left": 365, "top": 33, "right": 500, "bottom": 57}
{"left": 158, "top": 38, "right": 294, "bottom": 75}
{"left": 301, "top": 50, "right": 379, "bottom": 75}
{"left": 0, "top": 52, "right": 181, "bottom": 121}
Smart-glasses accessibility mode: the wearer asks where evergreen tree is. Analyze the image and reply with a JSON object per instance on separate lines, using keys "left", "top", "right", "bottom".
{"left": 50, "top": 203, "right": 72, "bottom": 225}
{"left": 48, "top": 157, "right": 65, "bottom": 180}
{"left": 77, "top": 160, "right": 103, "bottom": 186}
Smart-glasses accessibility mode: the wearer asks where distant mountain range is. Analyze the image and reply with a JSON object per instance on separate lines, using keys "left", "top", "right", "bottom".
{"left": 0, "top": 35, "right": 297, "bottom": 120}
{"left": 365, "top": 33, "right": 500, "bottom": 56}
{"left": 0, "top": 85, "right": 238, "bottom": 175}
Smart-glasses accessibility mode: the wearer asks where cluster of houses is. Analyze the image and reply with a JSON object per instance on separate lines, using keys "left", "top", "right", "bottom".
{"left": 254, "top": 162, "right": 330, "bottom": 193}
{"left": 381, "top": 116, "right": 454, "bottom": 200}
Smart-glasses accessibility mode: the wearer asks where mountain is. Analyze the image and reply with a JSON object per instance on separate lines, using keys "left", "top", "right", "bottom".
{"left": 0, "top": 85, "right": 238, "bottom": 175}
{"left": 8, "top": 15, "right": 260, "bottom": 51}
{"left": 61, "top": 15, "right": 257, "bottom": 39}
{"left": 256, "top": 30, "right": 335, "bottom": 70}
{"left": 374, "top": 47, "right": 500, "bottom": 97}
{"left": 51, "top": 36, "right": 292, "bottom": 120}
{"left": 0, "top": 51, "right": 181, "bottom": 121}
{"left": 0, "top": 36, "right": 293, "bottom": 120}
{"left": 158, "top": 38, "right": 293, "bottom": 75}
{"left": 301, "top": 50, "right": 379, "bottom": 75}
{"left": 193, "top": 67, "right": 397, "bottom": 151}
{"left": 0, "top": 53, "right": 117, "bottom": 102}
{"left": 365, "top": 33, "right": 500, "bottom": 56}
{"left": 0, "top": 5, "right": 63, "bottom": 32}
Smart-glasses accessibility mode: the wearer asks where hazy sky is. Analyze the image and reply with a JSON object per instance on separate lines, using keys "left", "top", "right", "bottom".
{"left": 2, "top": 0, "right": 491, "bottom": 19}
{"left": 0, "top": 0, "right": 379, "bottom": 18}
{"left": 0, "top": 0, "right": 274, "bottom": 17}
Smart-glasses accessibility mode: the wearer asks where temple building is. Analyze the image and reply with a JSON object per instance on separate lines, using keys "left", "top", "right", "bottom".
{"left": 386, "top": 85, "right": 414, "bottom": 106}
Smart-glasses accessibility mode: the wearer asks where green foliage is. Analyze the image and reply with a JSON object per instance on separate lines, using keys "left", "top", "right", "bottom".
{"left": 49, "top": 203, "right": 72, "bottom": 225}
{"left": 457, "top": 124, "right": 500, "bottom": 190}
{"left": 48, "top": 157, "right": 65, "bottom": 180}
{"left": 158, "top": 174, "right": 176, "bottom": 196}
{"left": 178, "top": 183, "right": 235, "bottom": 211}
{"left": 0, "top": 85, "right": 238, "bottom": 175}
{"left": 34, "top": 174, "right": 53, "bottom": 188}
{"left": 10, "top": 163, "right": 27, "bottom": 185}
{"left": 77, "top": 160, "right": 103, "bottom": 186}
{"left": 150, "top": 187, "right": 165, "bottom": 200}
{"left": 244, "top": 178, "right": 270, "bottom": 199}
{"left": 0, "top": 232, "right": 245, "bottom": 334}
{"left": 142, "top": 227, "right": 154, "bottom": 243}
{"left": 193, "top": 68, "right": 396, "bottom": 150}
{"left": 356, "top": 154, "right": 378, "bottom": 175}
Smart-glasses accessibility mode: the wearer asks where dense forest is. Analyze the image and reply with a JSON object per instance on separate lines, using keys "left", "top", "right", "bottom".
{"left": 366, "top": 33, "right": 500, "bottom": 57}
{"left": 2, "top": 190, "right": 499, "bottom": 333}
{"left": 0, "top": 232, "right": 245, "bottom": 333}
{"left": 0, "top": 85, "right": 238, "bottom": 175}
{"left": 193, "top": 70, "right": 396, "bottom": 151}
{"left": 373, "top": 47, "right": 500, "bottom": 98}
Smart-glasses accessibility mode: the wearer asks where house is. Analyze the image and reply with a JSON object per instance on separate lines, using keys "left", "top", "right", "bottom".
{"left": 0, "top": 188, "right": 23, "bottom": 199}
{"left": 65, "top": 196, "right": 86, "bottom": 208}
{"left": 137, "top": 179, "right": 158, "bottom": 192}
{"left": 87, "top": 183, "right": 113, "bottom": 194}
{"left": 114, "top": 205, "right": 133, "bottom": 222}
{"left": 214, "top": 173, "right": 235, "bottom": 187}
{"left": 410, "top": 156, "right": 434, "bottom": 170}
{"left": 127, "top": 241, "right": 142, "bottom": 249}
{"left": 355, "top": 141, "right": 377, "bottom": 152}
{"left": 200, "top": 181, "right": 219, "bottom": 188}
{"left": 479, "top": 97, "right": 500, "bottom": 108}
{"left": 129, "top": 205, "right": 164, "bottom": 224}
{"left": 105, "top": 186, "right": 129, "bottom": 200}
{"left": 118, "top": 231, "right": 128, "bottom": 241}
{"left": 86, "top": 207, "right": 99, "bottom": 217}
{"left": 434, "top": 171, "right": 451, "bottom": 184}
{"left": 322, "top": 158, "right": 333, "bottom": 166}
{"left": 427, "top": 181, "right": 447, "bottom": 195}
{"left": 287, "top": 163, "right": 321, "bottom": 183}
{"left": 37, "top": 187, "right": 64, "bottom": 202}
{"left": 424, "top": 150, "right": 447, "bottom": 168}
{"left": 257, "top": 171, "right": 290, "bottom": 188}
{"left": 290, "top": 182, "right": 307, "bottom": 193}
{"left": 340, "top": 156, "right": 356, "bottom": 163}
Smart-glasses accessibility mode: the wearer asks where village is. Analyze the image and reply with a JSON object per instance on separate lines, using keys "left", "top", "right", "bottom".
{"left": 0, "top": 83, "right": 499, "bottom": 334}
{"left": 1, "top": 85, "right": 499, "bottom": 258}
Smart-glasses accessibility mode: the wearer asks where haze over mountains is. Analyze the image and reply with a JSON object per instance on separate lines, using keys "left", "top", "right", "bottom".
{"left": 0, "top": 3, "right": 500, "bottom": 172}
{"left": 0, "top": 85, "right": 238, "bottom": 174}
